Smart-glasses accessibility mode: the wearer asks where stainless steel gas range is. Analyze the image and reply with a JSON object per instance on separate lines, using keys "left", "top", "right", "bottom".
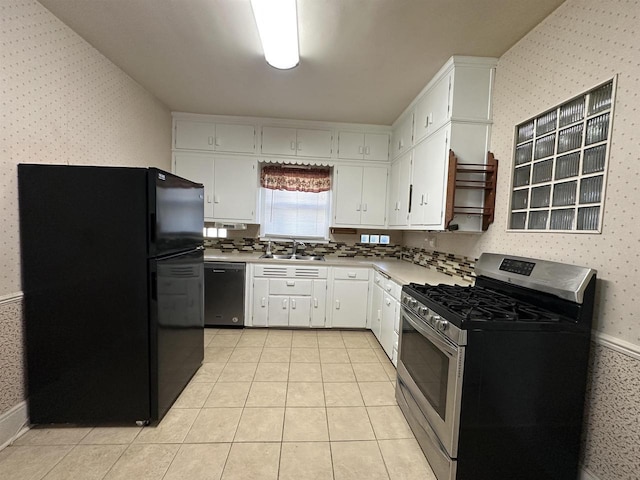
{"left": 396, "top": 253, "right": 596, "bottom": 480}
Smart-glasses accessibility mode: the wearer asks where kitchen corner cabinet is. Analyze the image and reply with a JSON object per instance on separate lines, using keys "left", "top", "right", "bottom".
{"left": 174, "top": 152, "right": 257, "bottom": 222}
{"left": 337, "top": 131, "right": 389, "bottom": 161}
{"left": 329, "top": 267, "right": 370, "bottom": 328}
{"left": 333, "top": 165, "right": 388, "bottom": 227}
{"left": 261, "top": 126, "right": 332, "bottom": 158}
{"left": 174, "top": 119, "right": 256, "bottom": 154}
{"left": 370, "top": 272, "right": 385, "bottom": 341}
{"left": 387, "top": 152, "right": 412, "bottom": 227}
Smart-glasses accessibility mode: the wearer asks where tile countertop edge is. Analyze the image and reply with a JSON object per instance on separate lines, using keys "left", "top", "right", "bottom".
{"left": 203, "top": 250, "right": 471, "bottom": 287}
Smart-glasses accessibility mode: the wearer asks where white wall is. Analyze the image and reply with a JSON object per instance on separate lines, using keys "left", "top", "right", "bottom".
{"left": 0, "top": 0, "right": 171, "bottom": 416}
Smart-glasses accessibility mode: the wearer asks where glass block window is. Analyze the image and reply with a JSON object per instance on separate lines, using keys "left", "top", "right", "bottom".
{"left": 508, "top": 78, "right": 615, "bottom": 233}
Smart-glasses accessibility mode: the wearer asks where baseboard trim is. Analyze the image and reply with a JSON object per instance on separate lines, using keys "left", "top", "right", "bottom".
{"left": 0, "top": 291, "right": 23, "bottom": 306}
{"left": 0, "top": 401, "right": 29, "bottom": 451}
{"left": 593, "top": 331, "right": 640, "bottom": 361}
{"left": 580, "top": 466, "right": 601, "bottom": 480}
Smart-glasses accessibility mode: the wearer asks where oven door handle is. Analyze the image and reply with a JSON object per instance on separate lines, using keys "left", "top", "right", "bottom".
{"left": 402, "top": 309, "right": 458, "bottom": 357}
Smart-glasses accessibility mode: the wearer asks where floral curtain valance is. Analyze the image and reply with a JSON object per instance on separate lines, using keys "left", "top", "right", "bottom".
{"left": 260, "top": 165, "right": 331, "bottom": 193}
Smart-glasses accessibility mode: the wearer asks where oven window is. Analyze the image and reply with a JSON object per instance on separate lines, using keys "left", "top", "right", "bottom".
{"left": 400, "top": 315, "right": 450, "bottom": 421}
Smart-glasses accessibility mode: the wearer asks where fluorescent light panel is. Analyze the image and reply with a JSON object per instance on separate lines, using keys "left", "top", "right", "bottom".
{"left": 251, "top": 0, "right": 299, "bottom": 69}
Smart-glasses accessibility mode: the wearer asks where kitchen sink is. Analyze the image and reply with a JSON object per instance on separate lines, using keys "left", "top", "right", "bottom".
{"left": 260, "top": 254, "right": 325, "bottom": 261}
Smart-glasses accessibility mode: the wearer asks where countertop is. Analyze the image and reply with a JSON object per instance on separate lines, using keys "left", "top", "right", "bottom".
{"left": 204, "top": 250, "right": 471, "bottom": 287}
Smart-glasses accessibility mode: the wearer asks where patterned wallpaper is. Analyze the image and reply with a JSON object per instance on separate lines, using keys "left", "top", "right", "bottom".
{"left": 405, "top": 1, "right": 640, "bottom": 477}
{"left": 405, "top": 0, "right": 640, "bottom": 347}
{"left": 0, "top": 0, "right": 172, "bottom": 415}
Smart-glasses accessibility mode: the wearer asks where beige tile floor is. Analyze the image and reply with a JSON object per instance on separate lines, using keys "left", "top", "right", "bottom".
{"left": 0, "top": 328, "right": 437, "bottom": 480}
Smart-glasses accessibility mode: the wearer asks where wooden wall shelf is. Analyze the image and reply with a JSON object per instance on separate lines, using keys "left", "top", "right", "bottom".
{"left": 445, "top": 150, "right": 498, "bottom": 231}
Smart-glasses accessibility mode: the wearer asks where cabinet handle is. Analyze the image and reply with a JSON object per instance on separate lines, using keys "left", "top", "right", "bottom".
{"left": 356, "top": 203, "right": 361, "bottom": 212}
{"left": 208, "top": 136, "right": 214, "bottom": 145}
{"left": 425, "top": 193, "right": 429, "bottom": 205}
{"left": 386, "top": 298, "right": 391, "bottom": 306}
{"left": 399, "top": 139, "right": 404, "bottom": 149}
{"left": 291, "top": 299, "right": 296, "bottom": 309}
{"left": 314, "top": 298, "right": 318, "bottom": 308}
{"left": 395, "top": 201, "right": 400, "bottom": 211}
{"left": 375, "top": 277, "right": 381, "bottom": 284}
{"left": 283, "top": 298, "right": 288, "bottom": 309}
{"left": 290, "top": 141, "right": 296, "bottom": 151}
{"left": 335, "top": 299, "right": 340, "bottom": 310}
{"left": 213, "top": 195, "right": 220, "bottom": 204}
{"left": 297, "top": 141, "right": 302, "bottom": 151}
{"left": 347, "top": 272, "right": 356, "bottom": 278}
{"left": 286, "top": 280, "right": 295, "bottom": 286}
{"left": 363, "top": 203, "right": 367, "bottom": 212}
{"left": 386, "top": 285, "right": 392, "bottom": 291}
{"left": 206, "top": 195, "right": 212, "bottom": 204}
{"left": 261, "top": 297, "right": 266, "bottom": 307}
{"left": 364, "top": 146, "right": 370, "bottom": 155}
{"left": 215, "top": 137, "right": 221, "bottom": 146}
{"left": 358, "top": 146, "right": 364, "bottom": 154}
{"left": 420, "top": 194, "right": 424, "bottom": 206}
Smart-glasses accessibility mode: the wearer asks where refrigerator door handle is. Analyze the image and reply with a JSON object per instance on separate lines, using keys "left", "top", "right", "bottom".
{"left": 150, "top": 272, "right": 157, "bottom": 300}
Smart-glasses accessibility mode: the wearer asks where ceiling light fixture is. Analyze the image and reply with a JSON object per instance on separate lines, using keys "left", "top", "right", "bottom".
{"left": 251, "top": 0, "right": 299, "bottom": 70}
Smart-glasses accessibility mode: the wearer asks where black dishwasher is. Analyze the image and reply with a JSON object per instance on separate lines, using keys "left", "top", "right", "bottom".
{"left": 204, "top": 262, "right": 245, "bottom": 327}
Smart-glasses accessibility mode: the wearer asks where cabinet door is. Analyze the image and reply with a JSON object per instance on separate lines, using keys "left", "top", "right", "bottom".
{"left": 360, "top": 167, "right": 387, "bottom": 226}
{"left": 296, "top": 128, "right": 332, "bottom": 158}
{"left": 364, "top": 133, "right": 389, "bottom": 161}
{"left": 391, "top": 113, "right": 414, "bottom": 158}
{"left": 213, "top": 157, "right": 256, "bottom": 222}
{"left": 337, "top": 131, "right": 365, "bottom": 160}
{"left": 388, "top": 152, "right": 411, "bottom": 226}
{"left": 174, "top": 153, "right": 215, "bottom": 218}
{"left": 380, "top": 293, "right": 397, "bottom": 358}
{"left": 174, "top": 120, "right": 215, "bottom": 150}
{"left": 261, "top": 126, "right": 297, "bottom": 156}
{"left": 331, "top": 280, "right": 368, "bottom": 328}
{"left": 311, "top": 280, "right": 327, "bottom": 328}
{"left": 252, "top": 278, "right": 269, "bottom": 327}
{"left": 370, "top": 283, "right": 383, "bottom": 342}
{"left": 215, "top": 124, "right": 255, "bottom": 153}
{"left": 268, "top": 296, "right": 290, "bottom": 326}
{"left": 289, "top": 296, "right": 311, "bottom": 327}
{"left": 414, "top": 72, "right": 452, "bottom": 143}
{"left": 449, "top": 66, "right": 494, "bottom": 122}
{"left": 333, "top": 166, "right": 363, "bottom": 225}
{"left": 420, "top": 127, "right": 449, "bottom": 227}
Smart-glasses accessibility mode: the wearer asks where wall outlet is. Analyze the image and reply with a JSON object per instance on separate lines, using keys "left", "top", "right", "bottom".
{"left": 425, "top": 236, "right": 437, "bottom": 249}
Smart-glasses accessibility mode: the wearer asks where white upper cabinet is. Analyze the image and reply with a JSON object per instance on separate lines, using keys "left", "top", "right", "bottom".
{"left": 390, "top": 113, "right": 414, "bottom": 159}
{"left": 387, "top": 152, "right": 412, "bottom": 227}
{"left": 213, "top": 156, "right": 257, "bottom": 222}
{"left": 174, "top": 120, "right": 256, "bottom": 153}
{"left": 175, "top": 120, "right": 216, "bottom": 151}
{"left": 214, "top": 124, "right": 256, "bottom": 153}
{"left": 173, "top": 152, "right": 257, "bottom": 223}
{"left": 261, "top": 126, "right": 332, "bottom": 158}
{"left": 337, "top": 132, "right": 389, "bottom": 161}
{"left": 333, "top": 165, "right": 387, "bottom": 227}
{"left": 410, "top": 127, "right": 449, "bottom": 227}
{"left": 414, "top": 72, "right": 452, "bottom": 143}
{"left": 174, "top": 152, "right": 215, "bottom": 218}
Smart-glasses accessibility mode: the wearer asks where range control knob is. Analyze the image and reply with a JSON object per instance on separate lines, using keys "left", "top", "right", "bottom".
{"left": 419, "top": 306, "right": 429, "bottom": 316}
{"left": 436, "top": 319, "right": 449, "bottom": 332}
{"left": 409, "top": 299, "right": 418, "bottom": 308}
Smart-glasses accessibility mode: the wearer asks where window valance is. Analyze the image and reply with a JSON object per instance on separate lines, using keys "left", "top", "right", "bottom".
{"left": 260, "top": 165, "right": 331, "bottom": 193}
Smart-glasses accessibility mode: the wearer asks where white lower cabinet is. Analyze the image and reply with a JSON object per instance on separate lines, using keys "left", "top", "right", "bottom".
{"left": 370, "top": 273, "right": 385, "bottom": 341}
{"left": 329, "top": 268, "right": 370, "bottom": 328}
{"left": 250, "top": 265, "right": 328, "bottom": 328}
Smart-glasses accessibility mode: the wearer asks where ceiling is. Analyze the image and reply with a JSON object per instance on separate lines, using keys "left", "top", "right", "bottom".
{"left": 38, "top": 0, "right": 566, "bottom": 125}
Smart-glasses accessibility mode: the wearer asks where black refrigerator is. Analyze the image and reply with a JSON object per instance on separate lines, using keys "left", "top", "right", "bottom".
{"left": 18, "top": 164, "right": 205, "bottom": 425}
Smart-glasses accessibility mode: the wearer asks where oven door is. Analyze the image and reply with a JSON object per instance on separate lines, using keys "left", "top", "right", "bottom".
{"left": 397, "top": 306, "right": 464, "bottom": 459}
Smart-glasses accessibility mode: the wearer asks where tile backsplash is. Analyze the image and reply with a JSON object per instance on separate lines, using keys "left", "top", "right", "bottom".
{"left": 400, "top": 248, "right": 476, "bottom": 283}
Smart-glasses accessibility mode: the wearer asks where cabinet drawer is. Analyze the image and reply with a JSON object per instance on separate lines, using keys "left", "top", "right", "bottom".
{"left": 383, "top": 279, "right": 402, "bottom": 301}
{"left": 373, "top": 271, "right": 387, "bottom": 286}
{"left": 269, "top": 279, "right": 312, "bottom": 295}
{"left": 333, "top": 267, "right": 370, "bottom": 281}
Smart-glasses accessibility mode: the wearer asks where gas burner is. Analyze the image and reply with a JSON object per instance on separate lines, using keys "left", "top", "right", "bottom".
{"left": 405, "top": 283, "right": 565, "bottom": 325}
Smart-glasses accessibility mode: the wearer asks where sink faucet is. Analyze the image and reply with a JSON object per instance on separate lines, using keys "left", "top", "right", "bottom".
{"left": 291, "top": 239, "right": 305, "bottom": 258}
